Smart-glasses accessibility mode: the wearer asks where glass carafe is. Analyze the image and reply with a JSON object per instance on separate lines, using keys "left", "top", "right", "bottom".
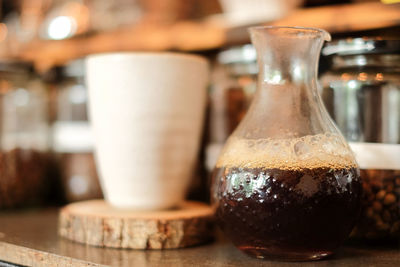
{"left": 211, "top": 26, "right": 362, "bottom": 261}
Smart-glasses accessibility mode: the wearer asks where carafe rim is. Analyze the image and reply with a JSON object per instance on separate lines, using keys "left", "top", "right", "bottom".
{"left": 248, "top": 25, "right": 331, "bottom": 41}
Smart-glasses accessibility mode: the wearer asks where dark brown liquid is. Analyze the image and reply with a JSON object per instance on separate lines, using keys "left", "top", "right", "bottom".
{"left": 212, "top": 166, "right": 362, "bottom": 260}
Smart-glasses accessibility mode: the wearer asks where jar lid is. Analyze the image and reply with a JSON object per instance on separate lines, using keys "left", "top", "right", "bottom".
{"left": 63, "top": 59, "right": 85, "bottom": 78}
{"left": 217, "top": 44, "right": 257, "bottom": 65}
{"left": 322, "top": 38, "right": 400, "bottom": 56}
{"left": 43, "top": 59, "right": 84, "bottom": 83}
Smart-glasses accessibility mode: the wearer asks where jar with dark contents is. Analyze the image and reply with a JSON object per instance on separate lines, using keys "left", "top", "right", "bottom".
{"left": 321, "top": 38, "right": 400, "bottom": 241}
{"left": 0, "top": 60, "right": 49, "bottom": 208}
{"left": 206, "top": 45, "right": 257, "bottom": 175}
{"left": 212, "top": 26, "right": 362, "bottom": 261}
{"left": 52, "top": 59, "right": 102, "bottom": 202}
{"left": 216, "top": 44, "right": 257, "bottom": 134}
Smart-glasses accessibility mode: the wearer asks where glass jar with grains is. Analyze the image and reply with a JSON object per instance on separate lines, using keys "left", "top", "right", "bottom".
{"left": 321, "top": 38, "right": 400, "bottom": 241}
{"left": 0, "top": 60, "right": 49, "bottom": 208}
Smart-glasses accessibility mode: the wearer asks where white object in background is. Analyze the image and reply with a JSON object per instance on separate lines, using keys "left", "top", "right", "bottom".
{"left": 349, "top": 142, "right": 400, "bottom": 170}
{"left": 218, "top": 0, "right": 303, "bottom": 27}
{"left": 52, "top": 121, "right": 93, "bottom": 153}
{"left": 86, "top": 53, "right": 209, "bottom": 209}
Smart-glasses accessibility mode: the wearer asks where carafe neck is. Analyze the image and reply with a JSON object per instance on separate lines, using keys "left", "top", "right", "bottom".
{"left": 233, "top": 27, "right": 334, "bottom": 139}
{"left": 250, "top": 26, "right": 330, "bottom": 88}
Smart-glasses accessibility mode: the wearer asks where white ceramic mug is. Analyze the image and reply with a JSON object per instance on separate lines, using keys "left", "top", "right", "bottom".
{"left": 86, "top": 52, "right": 209, "bottom": 209}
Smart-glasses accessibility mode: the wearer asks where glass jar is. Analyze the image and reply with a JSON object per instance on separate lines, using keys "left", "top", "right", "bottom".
{"left": 0, "top": 60, "right": 49, "bottom": 208}
{"left": 216, "top": 44, "right": 257, "bottom": 135}
{"left": 206, "top": 45, "right": 257, "bottom": 174}
{"left": 52, "top": 59, "right": 102, "bottom": 202}
{"left": 212, "top": 26, "right": 362, "bottom": 261}
{"left": 321, "top": 38, "right": 400, "bottom": 241}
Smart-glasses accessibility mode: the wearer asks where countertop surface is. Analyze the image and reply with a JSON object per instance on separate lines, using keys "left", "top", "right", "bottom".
{"left": 0, "top": 209, "right": 399, "bottom": 267}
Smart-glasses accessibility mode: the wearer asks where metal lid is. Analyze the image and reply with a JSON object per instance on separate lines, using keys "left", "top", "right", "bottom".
{"left": 63, "top": 59, "right": 85, "bottom": 78}
{"left": 322, "top": 38, "right": 400, "bottom": 56}
{"left": 42, "top": 59, "right": 84, "bottom": 84}
{"left": 217, "top": 44, "right": 257, "bottom": 65}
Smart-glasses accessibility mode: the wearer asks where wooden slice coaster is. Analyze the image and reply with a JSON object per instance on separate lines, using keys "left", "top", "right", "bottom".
{"left": 59, "top": 200, "right": 215, "bottom": 249}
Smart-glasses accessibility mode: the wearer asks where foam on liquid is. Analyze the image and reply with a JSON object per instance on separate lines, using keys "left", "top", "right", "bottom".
{"left": 216, "top": 133, "right": 358, "bottom": 170}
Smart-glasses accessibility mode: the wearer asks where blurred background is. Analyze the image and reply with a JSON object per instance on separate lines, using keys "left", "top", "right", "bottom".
{"left": 0, "top": 0, "right": 399, "bottom": 220}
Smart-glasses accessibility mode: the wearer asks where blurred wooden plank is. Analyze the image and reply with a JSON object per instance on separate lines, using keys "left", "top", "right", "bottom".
{"left": 16, "top": 1, "right": 400, "bottom": 71}
{"left": 270, "top": 2, "right": 400, "bottom": 33}
{"left": 20, "top": 22, "right": 225, "bottom": 71}
{"left": 226, "top": 2, "right": 400, "bottom": 45}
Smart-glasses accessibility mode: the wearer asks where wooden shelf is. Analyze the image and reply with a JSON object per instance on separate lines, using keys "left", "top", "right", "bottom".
{"left": 20, "top": 21, "right": 226, "bottom": 71}
{"left": 15, "top": 2, "right": 400, "bottom": 71}
{"left": 270, "top": 1, "right": 400, "bottom": 33}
